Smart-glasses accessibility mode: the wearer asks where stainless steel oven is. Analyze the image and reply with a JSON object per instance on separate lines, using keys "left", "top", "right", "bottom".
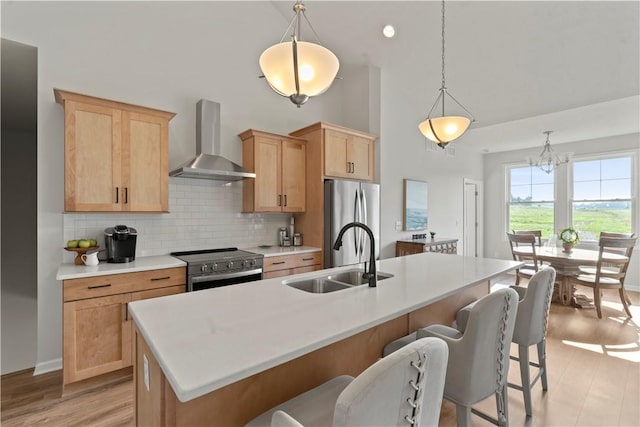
{"left": 170, "top": 248, "right": 264, "bottom": 292}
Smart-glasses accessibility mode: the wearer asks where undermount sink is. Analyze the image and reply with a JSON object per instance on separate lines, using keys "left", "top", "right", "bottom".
{"left": 326, "top": 270, "right": 394, "bottom": 286}
{"left": 284, "top": 269, "right": 394, "bottom": 293}
{"left": 285, "top": 278, "right": 351, "bottom": 294}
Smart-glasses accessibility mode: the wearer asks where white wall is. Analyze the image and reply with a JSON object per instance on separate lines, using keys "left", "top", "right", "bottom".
{"left": 483, "top": 133, "right": 640, "bottom": 290}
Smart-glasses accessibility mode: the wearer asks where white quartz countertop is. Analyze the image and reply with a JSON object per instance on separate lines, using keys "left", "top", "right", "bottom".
{"left": 56, "top": 255, "right": 186, "bottom": 280}
{"left": 129, "top": 253, "right": 521, "bottom": 403}
{"left": 242, "top": 245, "right": 321, "bottom": 257}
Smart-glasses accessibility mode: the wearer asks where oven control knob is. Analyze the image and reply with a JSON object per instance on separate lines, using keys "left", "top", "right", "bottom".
{"left": 227, "top": 261, "right": 234, "bottom": 269}
{"left": 201, "top": 264, "right": 208, "bottom": 272}
{"left": 212, "top": 263, "right": 218, "bottom": 271}
{"left": 242, "top": 260, "right": 249, "bottom": 268}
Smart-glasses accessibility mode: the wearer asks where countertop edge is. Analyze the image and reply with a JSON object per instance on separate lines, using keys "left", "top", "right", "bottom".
{"left": 56, "top": 256, "right": 186, "bottom": 280}
{"left": 242, "top": 246, "right": 321, "bottom": 257}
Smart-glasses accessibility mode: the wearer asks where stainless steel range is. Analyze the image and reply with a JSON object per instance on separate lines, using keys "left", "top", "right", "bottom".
{"left": 170, "top": 248, "right": 263, "bottom": 292}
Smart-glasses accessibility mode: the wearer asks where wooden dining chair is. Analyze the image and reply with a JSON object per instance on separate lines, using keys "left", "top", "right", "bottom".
{"left": 571, "top": 236, "right": 637, "bottom": 318}
{"left": 507, "top": 233, "right": 546, "bottom": 286}
{"left": 599, "top": 231, "right": 635, "bottom": 239}
{"left": 512, "top": 230, "right": 543, "bottom": 247}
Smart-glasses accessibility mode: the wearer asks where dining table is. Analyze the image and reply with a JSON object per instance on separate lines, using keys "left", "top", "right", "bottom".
{"left": 512, "top": 246, "right": 629, "bottom": 307}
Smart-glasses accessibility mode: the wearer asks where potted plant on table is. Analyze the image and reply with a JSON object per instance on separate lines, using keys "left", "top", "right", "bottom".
{"left": 559, "top": 227, "right": 579, "bottom": 253}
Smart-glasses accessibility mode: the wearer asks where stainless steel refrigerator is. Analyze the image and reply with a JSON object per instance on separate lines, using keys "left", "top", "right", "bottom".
{"left": 324, "top": 179, "right": 381, "bottom": 268}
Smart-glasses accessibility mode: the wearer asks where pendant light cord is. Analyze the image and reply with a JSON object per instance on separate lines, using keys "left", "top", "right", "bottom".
{"left": 440, "top": 0, "right": 446, "bottom": 116}
{"left": 441, "top": 0, "right": 446, "bottom": 90}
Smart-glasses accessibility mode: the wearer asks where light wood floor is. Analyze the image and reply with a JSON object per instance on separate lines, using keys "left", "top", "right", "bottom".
{"left": 2, "top": 277, "right": 639, "bottom": 427}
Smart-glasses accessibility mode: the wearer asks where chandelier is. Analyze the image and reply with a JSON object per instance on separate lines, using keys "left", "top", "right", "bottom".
{"left": 530, "top": 131, "right": 568, "bottom": 174}
{"left": 259, "top": 1, "right": 339, "bottom": 108}
{"left": 418, "top": 0, "right": 475, "bottom": 148}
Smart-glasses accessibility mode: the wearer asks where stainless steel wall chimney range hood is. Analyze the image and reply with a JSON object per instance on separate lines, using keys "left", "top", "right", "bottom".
{"left": 169, "top": 100, "right": 255, "bottom": 181}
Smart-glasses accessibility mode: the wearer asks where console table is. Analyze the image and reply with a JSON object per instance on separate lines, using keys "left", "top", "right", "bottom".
{"left": 396, "top": 238, "right": 458, "bottom": 256}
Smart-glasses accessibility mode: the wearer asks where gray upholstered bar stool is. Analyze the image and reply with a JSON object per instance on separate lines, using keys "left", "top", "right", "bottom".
{"left": 417, "top": 288, "right": 519, "bottom": 427}
{"left": 456, "top": 268, "right": 556, "bottom": 418}
{"left": 246, "top": 337, "right": 449, "bottom": 427}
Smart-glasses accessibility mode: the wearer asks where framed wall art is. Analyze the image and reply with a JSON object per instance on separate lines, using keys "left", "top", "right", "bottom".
{"left": 403, "top": 179, "right": 428, "bottom": 231}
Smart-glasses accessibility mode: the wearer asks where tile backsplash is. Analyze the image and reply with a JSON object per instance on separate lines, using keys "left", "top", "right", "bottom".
{"left": 62, "top": 177, "right": 290, "bottom": 263}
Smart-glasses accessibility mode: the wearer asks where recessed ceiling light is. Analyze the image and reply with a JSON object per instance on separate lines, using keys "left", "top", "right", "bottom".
{"left": 382, "top": 25, "right": 395, "bottom": 38}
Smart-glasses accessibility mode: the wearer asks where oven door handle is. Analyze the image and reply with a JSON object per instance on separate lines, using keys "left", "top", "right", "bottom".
{"left": 190, "top": 269, "right": 263, "bottom": 283}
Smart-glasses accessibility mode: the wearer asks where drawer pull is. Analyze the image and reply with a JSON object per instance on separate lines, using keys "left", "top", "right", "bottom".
{"left": 302, "top": 257, "right": 315, "bottom": 261}
{"left": 151, "top": 276, "right": 171, "bottom": 281}
{"left": 87, "top": 284, "right": 112, "bottom": 290}
{"left": 271, "top": 261, "right": 286, "bottom": 265}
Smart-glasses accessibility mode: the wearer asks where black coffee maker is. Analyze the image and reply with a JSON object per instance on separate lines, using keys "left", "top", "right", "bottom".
{"left": 104, "top": 225, "right": 137, "bottom": 263}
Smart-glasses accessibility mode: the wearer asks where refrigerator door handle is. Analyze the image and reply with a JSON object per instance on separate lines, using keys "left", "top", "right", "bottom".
{"left": 357, "top": 188, "right": 364, "bottom": 258}
{"left": 353, "top": 189, "right": 360, "bottom": 256}
{"left": 360, "top": 188, "right": 367, "bottom": 256}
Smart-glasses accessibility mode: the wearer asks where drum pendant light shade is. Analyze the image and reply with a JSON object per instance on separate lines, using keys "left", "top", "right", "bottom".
{"left": 259, "top": 1, "right": 339, "bottom": 107}
{"left": 259, "top": 40, "right": 339, "bottom": 100}
{"left": 418, "top": 116, "right": 471, "bottom": 145}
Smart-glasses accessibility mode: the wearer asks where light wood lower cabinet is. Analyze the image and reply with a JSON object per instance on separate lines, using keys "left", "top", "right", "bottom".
{"left": 262, "top": 252, "right": 322, "bottom": 279}
{"left": 62, "top": 267, "right": 185, "bottom": 386}
{"left": 63, "top": 293, "right": 132, "bottom": 384}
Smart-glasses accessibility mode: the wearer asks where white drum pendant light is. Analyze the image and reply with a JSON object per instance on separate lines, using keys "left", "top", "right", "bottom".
{"left": 419, "top": 0, "right": 474, "bottom": 148}
{"left": 260, "top": 1, "right": 339, "bottom": 107}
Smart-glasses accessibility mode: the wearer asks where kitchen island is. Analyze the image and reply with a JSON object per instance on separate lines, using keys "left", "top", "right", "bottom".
{"left": 129, "top": 252, "right": 521, "bottom": 426}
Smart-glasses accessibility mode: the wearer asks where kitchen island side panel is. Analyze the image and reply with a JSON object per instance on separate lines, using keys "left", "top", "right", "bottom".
{"left": 135, "top": 281, "right": 487, "bottom": 427}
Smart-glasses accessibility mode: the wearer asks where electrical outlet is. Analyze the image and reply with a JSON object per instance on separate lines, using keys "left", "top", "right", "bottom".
{"left": 395, "top": 220, "right": 402, "bottom": 231}
{"left": 143, "top": 354, "right": 150, "bottom": 391}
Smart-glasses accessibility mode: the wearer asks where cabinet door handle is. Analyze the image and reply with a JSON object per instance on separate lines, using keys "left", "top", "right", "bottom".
{"left": 284, "top": 195, "right": 287, "bottom": 207}
{"left": 302, "top": 257, "right": 314, "bottom": 261}
{"left": 151, "top": 276, "right": 170, "bottom": 281}
{"left": 88, "top": 283, "right": 112, "bottom": 289}
{"left": 271, "top": 261, "right": 286, "bottom": 265}
{"left": 115, "top": 187, "right": 119, "bottom": 203}
{"left": 351, "top": 162, "right": 355, "bottom": 173}
{"left": 125, "top": 302, "right": 129, "bottom": 321}
{"left": 347, "top": 161, "right": 350, "bottom": 173}
{"left": 278, "top": 195, "right": 282, "bottom": 206}
{"left": 125, "top": 187, "right": 128, "bottom": 204}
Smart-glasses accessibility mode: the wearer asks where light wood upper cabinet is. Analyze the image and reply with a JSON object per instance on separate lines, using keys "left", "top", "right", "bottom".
{"left": 346, "top": 134, "right": 374, "bottom": 181}
{"left": 291, "top": 122, "right": 376, "bottom": 182}
{"left": 240, "top": 129, "right": 306, "bottom": 213}
{"left": 54, "top": 89, "right": 174, "bottom": 212}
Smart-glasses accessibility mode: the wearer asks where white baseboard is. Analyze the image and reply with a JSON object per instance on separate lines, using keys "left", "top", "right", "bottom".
{"left": 33, "top": 358, "right": 62, "bottom": 375}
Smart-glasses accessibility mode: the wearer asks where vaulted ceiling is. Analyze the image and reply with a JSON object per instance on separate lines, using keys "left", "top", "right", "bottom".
{"left": 270, "top": 1, "right": 639, "bottom": 152}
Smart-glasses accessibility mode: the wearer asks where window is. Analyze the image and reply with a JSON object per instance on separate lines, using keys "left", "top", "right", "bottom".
{"left": 572, "top": 155, "right": 633, "bottom": 241}
{"left": 508, "top": 166, "right": 554, "bottom": 237}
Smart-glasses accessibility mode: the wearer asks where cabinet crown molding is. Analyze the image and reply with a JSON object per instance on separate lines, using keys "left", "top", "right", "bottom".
{"left": 289, "top": 121, "right": 377, "bottom": 141}
{"left": 54, "top": 88, "right": 175, "bottom": 121}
